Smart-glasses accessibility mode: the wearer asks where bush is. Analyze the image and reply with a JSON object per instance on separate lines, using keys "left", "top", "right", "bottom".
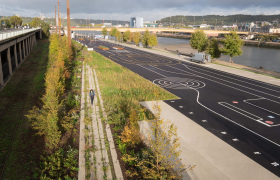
{"left": 40, "top": 148, "right": 78, "bottom": 179}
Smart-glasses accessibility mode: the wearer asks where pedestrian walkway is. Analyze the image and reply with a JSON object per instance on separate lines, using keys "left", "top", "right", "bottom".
{"left": 100, "top": 39, "right": 280, "bottom": 87}
{"left": 79, "top": 63, "right": 123, "bottom": 180}
{"left": 139, "top": 100, "right": 279, "bottom": 180}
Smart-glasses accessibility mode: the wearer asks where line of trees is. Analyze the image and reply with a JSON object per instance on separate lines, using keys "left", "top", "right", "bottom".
{"left": 190, "top": 29, "right": 244, "bottom": 62}
{"left": 0, "top": 15, "right": 23, "bottom": 28}
{"left": 26, "top": 34, "right": 74, "bottom": 149}
{"left": 103, "top": 27, "right": 158, "bottom": 48}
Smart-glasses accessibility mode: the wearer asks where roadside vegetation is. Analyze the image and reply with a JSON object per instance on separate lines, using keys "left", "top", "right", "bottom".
{"left": 85, "top": 48, "right": 193, "bottom": 179}
{"left": 0, "top": 33, "right": 83, "bottom": 179}
{"left": 190, "top": 29, "right": 244, "bottom": 62}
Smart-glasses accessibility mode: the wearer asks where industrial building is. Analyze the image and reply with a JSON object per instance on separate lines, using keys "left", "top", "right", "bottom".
{"left": 130, "top": 17, "right": 143, "bottom": 28}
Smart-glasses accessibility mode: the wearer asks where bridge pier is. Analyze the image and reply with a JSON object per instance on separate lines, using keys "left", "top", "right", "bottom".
{"left": 0, "top": 53, "right": 3, "bottom": 86}
{"left": 7, "top": 47, "right": 12, "bottom": 76}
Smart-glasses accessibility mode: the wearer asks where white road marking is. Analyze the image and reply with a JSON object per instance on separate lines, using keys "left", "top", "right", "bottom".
{"left": 166, "top": 65, "right": 280, "bottom": 106}
{"left": 221, "top": 132, "right": 227, "bottom": 134}
{"left": 254, "top": 152, "right": 261, "bottom": 154}
{"left": 183, "top": 65, "right": 280, "bottom": 98}
{"left": 189, "top": 112, "right": 194, "bottom": 114}
{"left": 244, "top": 98, "right": 280, "bottom": 117}
{"left": 100, "top": 42, "right": 280, "bottom": 149}
{"left": 218, "top": 102, "right": 271, "bottom": 127}
{"left": 179, "top": 106, "right": 183, "bottom": 108}
{"left": 187, "top": 64, "right": 280, "bottom": 93}
{"left": 271, "top": 162, "right": 279, "bottom": 167}
{"left": 202, "top": 120, "right": 207, "bottom": 122}
{"left": 232, "top": 138, "right": 239, "bottom": 141}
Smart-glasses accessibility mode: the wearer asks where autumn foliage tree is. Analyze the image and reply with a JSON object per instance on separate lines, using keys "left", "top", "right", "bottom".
{"left": 133, "top": 32, "right": 142, "bottom": 46}
{"left": 26, "top": 34, "right": 74, "bottom": 149}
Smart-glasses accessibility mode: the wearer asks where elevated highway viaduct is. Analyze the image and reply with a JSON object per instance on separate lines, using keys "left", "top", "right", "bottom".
{"left": 0, "top": 28, "right": 42, "bottom": 89}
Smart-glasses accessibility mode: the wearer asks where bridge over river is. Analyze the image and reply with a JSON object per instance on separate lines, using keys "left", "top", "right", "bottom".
{"left": 72, "top": 27, "right": 248, "bottom": 36}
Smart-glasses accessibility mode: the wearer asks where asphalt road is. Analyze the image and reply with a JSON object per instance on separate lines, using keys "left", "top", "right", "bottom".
{"left": 79, "top": 39, "right": 280, "bottom": 177}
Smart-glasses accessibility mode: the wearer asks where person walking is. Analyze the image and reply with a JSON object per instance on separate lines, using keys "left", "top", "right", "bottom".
{"left": 89, "top": 89, "right": 95, "bottom": 106}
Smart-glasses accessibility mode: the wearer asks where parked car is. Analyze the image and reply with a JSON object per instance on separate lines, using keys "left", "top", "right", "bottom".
{"left": 190, "top": 53, "right": 211, "bottom": 64}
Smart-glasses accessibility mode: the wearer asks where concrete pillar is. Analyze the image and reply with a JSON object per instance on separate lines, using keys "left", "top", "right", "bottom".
{"left": 22, "top": 40, "right": 26, "bottom": 59}
{"left": 14, "top": 44, "right": 18, "bottom": 68}
{"left": 0, "top": 52, "right": 4, "bottom": 86}
{"left": 7, "top": 48, "right": 12, "bottom": 75}
{"left": 27, "top": 37, "right": 30, "bottom": 53}
{"left": 34, "top": 34, "right": 37, "bottom": 46}
{"left": 19, "top": 42, "right": 22, "bottom": 63}
{"left": 26, "top": 38, "right": 29, "bottom": 54}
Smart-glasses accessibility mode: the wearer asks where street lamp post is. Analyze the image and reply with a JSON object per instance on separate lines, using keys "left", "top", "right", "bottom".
{"left": 58, "top": 0, "right": 61, "bottom": 38}
{"left": 1, "top": 7, "right": 5, "bottom": 28}
{"left": 67, "top": 0, "right": 71, "bottom": 46}
{"left": 216, "top": 19, "right": 217, "bottom": 29}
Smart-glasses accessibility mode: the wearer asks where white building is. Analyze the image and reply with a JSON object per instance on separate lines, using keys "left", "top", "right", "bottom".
{"left": 130, "top": 17, "right": 144, "bottom": 28}
{"left": 222, "top": 24, "right": 238, "bottom": 29}
{"left": 103, "top": 23, "right": 111, "bottom": 27}
{"left": 269, "top": 28, "right": 280, "bottom": 33}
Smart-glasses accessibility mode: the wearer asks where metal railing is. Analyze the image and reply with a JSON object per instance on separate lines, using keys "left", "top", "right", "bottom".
{"left": 0, "top": 27, "right": 41, "bottom": 41}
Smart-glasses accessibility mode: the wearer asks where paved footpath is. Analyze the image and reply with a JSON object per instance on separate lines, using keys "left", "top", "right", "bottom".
{"left": 78, "top": 61, "right": 123, "bottom": 180}
{"left": 139, "top": 100, "right": 279, "bottom": 180}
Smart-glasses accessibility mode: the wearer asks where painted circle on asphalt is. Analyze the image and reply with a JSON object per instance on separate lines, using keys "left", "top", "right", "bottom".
{"left": 153, "top": 77, "right": 205, "bottom": 90}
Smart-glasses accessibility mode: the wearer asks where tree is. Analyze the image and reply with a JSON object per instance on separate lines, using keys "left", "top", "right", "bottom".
{"left": 146, "top": 90, "right": 186, "bottom": 179}
{"left": 41, "top": 21, "right": 50, "bottom": 38}
{"left": 190, "top": 29, "right": 208, "bottom": 52}
{"left": 123, "top": 30, "right": 131, "bottom": 42}
{"left": 0, "top": 18, "right": 11, "bottom": 28}
{"left": 102, "top": 27, "right": 107, "bottom": 36}
{"left": 133, "top": 32, "right": 141, "bottom": 45}
{"left": 222, "top": 31, "right": 244, "bottom": 62}
{"left": 109, "top": 27, "right": 117, "bottom": 40}
{"left": 30, "top": 17, "right": 41, "bottom": 27}
{"left": 129, "top": 32, "right": 134, "bottom": 42}
{"left": 10, "top": 15, "right": 23, "bottom": 28}
{"left": 115, "top": 29, "right": 122, "bottom": 42}
{"left": 206, "top": 38, "right": 221, "bottom": 59}
{"left": 148, "top": 34, "right": 158, "bottom": 48}
{"left": 141, "top": 29, "right": 150, "bottom": 47}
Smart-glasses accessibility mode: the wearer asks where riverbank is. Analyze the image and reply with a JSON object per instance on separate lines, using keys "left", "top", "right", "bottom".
{"left": 156, "top": 34, "right": 280, "bottom": 49}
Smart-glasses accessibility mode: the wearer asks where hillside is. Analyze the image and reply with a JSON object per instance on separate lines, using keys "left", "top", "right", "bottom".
{"left": 0, "top": 16, "right": 129, "bottom": 26}
{"left": 161, "top": 14, "right": 280, "bottom": 25}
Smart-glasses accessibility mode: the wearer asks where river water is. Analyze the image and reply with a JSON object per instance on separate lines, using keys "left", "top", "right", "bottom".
{"left": 73, "top": 31, "right": 280, "bottom": 73}
{"left": 156, "top": 37, "right": 280, "bottom": 73}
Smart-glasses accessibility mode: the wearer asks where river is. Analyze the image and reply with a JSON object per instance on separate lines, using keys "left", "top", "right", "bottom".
{"left": 156, "top": 37, "right": 280, "bottom": 73}
{"left": 73, "top": 31, "right": 280, "bottom": 73}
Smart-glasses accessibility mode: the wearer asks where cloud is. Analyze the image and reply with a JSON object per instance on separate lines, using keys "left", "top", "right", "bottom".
{"left": 0, "top": 0, "right": 279, "bottom": 21}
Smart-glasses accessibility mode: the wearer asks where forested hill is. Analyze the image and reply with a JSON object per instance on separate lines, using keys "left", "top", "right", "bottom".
{"left": 161, "top": 14, "right": 280, "bottom": 25}
{"left": 0, "top": 16, "right": 129, "bottom": 26}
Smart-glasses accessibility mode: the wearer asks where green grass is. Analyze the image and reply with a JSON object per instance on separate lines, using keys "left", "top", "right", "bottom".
{"left": 87, "top": 51, "right": 178, "bottom": 119}
{"left": 0, "top": 40, "right": 49, "bottom": 179}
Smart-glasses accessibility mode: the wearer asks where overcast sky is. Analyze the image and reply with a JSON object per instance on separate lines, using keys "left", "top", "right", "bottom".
{"left": 1, "top": 0, "right": 280, "bottom": 21}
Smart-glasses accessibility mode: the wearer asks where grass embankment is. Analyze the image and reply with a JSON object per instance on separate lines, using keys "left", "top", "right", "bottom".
{"left": 0, "top": 36, "right": 84, "bottom": 179}
{"left": 86, "top": 51, "right": 179, "bottom": 179}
